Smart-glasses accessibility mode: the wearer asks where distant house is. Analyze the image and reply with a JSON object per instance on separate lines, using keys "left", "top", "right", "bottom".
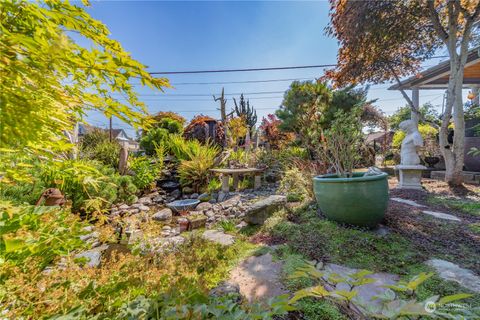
{"left": 365, "top": 131, "right": 394, "bottom": 152}
{"left": 78, "top": 124, "right": 139, "bottom": 151}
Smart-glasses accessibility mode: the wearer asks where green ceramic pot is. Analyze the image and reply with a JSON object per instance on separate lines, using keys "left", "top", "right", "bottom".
{"left": 313, "top": 172, "right": 389, "bottom": 228}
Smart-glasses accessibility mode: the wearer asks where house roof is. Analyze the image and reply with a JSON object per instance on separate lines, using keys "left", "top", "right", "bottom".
{"left": 78, "top": 124, "right": 131, "bottom": 141}
{"left": 365, "top": 131, "right": 393, "bottom": 144}
{"left": 389, "top": 48, "right": 480, "bottom": 90}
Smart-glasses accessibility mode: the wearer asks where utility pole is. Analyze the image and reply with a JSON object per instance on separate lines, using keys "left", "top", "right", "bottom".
{"left": 213, "top": 88, "right": 227, "bottom": 123}
{"left": 109, "top": 116, "right": 113, "bottom": 142}
{"left": 214, "top": 88, "right": 233, "bottom": 147}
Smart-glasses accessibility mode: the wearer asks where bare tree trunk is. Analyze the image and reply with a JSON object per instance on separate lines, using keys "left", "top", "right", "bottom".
{"left": 214, "top": 88, "right": 231, "bottom": 147}
{"left": 426, "top": 1, "right": 479, "bottom": 185}
{"left": 441, "top": 51, "right": 467, "bottom": 185}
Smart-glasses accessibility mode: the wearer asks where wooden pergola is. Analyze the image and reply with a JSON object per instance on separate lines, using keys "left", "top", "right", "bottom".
{"left": 389, "top": 48, "right": 480, "bottom": 107}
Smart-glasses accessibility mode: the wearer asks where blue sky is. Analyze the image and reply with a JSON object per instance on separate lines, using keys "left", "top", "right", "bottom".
{"left": 83, "top": 1, "right": 450, "bottom": 137}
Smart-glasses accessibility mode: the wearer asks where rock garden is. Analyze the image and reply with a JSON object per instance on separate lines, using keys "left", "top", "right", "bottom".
{"left": 1, "top": 1, "right": 480, "bottom": 319}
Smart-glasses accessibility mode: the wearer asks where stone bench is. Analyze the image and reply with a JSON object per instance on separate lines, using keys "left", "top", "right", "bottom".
{"left": 210, "top": 168, "right": 265, "bottom": 192}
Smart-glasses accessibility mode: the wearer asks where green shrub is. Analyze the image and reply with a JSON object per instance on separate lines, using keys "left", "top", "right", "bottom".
{"left": 114, "top": 175, "right": 138, "bottom": 204}
{"left": 297, "top": 298, "right": 347, "bottom": 320}
{"left": 392, "top": 124, "right": 438, "bottom": 149}
{"left": 140, "top": 127, "right": 169, "bottom": 156}
{"left": 1, "top": 154, "right": 138, "bottom": 212}
{"left": 287, "top": 193, "right": 304, "bottom": 202}
{"left": 0, "top": 176, "right": 46, "bottom": 205}
{"left": 227, "top": 148, "right": 250, "bottom": 167}
{"left": 80, "top": 128, "right": 121, "bottom": 168}
{"left": 167, "top": 135, "right": 220, "bottom": 192}
{"left": 39, "top": 159, "right": 119, "bottom": 213}
{"left": 279, "top": 167, "right": 311, "bottom": 201}
{"left": 141, "top": 119, "right": 183, "bottom": 156}
{"left": 217, "top": 220, "right": 237, "bottom": 233}
{"left": 157, "top": 118, "right": 183, "bottom": 134}
{"left": 1, "top": 234, "right": 265, "bottom": 318}
{"left": 207, "top": 178, "right": 222, "bottom": 194}
{"left": 0, "top": 202, "right": 88, "bottom": 270}
{"left": 129, "top": 156, "right": 160, "bottom": 191}
{"left": 167, "top": 134, "right": 219, "bottom": 162}
{"left": 178, "top": 152, "right": 217, "bottom": 193}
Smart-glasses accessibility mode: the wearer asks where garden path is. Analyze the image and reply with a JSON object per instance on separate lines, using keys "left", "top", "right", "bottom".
{"left": 229, "top": 253, "right": 288, "bottom": 302}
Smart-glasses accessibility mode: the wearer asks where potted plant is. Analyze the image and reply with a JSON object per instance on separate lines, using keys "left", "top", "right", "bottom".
{"left": 312, "top": 110, "right": 389, "bottom": 228}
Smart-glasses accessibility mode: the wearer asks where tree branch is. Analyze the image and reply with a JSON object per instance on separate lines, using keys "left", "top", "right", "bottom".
{"left": 388, "top": 65, "right": 418, "bottom": 112}
{"left": 427, "top": 0, "right": 449, "bottom": 45}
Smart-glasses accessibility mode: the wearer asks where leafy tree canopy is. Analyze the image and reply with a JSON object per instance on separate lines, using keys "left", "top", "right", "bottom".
{"left": 276, "top": 81, "right": 385, "bottom": 133}
{"left": 325, "top": 0, "right": 440, "bottom": 87}
{"left": 388, "top": 103, "right": 440, "bottom": 130}
{"left": 0, "top": 0, "right": 169, "bottom": 151}
{"left": 149, "top": 111, "right": 186, "bottom": 127}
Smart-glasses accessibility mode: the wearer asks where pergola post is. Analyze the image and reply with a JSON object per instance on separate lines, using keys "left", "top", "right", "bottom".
{"left": 411, "top": 87, "right": 420, "bottom": 124}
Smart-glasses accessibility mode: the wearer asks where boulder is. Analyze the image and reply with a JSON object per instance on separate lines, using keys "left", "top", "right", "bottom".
{"left": 221, "top": 195, "right": 241, "bottom": 209}
{"left": 74, "top": 245, "right": 109, "bottom": 268}
{"left": 138, "top": 205, "right": 149, "bottom": 212}
{"left": 196, "top": 202, "right": 213, "bottom": 211}
{"left": 244, "top": 195, "right": 286, "bottom": 225}
{"left": 153, "top": 195, "right": 165, "bottom": 203}
{"left": 170, "top": 189, "right": 181, "bottom": 199}
{"left": 217, "top": 191, "right": 228, "bottom": 202}
{"left": 198, "top": 193, "right": 211, "bottom": 202}
{"left": 138, "top": 197, "right": 153, "bottom": 205}
{"left": 187, "top": 214, "right": 207, "bottom": 230}
{"left": 191, "top": 193, "right": 199, "bottom": 199}
{"left": 182, "top": 186, "right": 194, "bottom": 194}
{"left": 152, "top": 208, "right": 173, "bottom": 221}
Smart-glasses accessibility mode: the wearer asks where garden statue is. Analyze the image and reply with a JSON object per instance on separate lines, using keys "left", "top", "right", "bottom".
{"left": 399, "top": 120, "right": 423, "bottom": 165}
{"left": 395, "top": 119, "right": 426, "bottom": 190}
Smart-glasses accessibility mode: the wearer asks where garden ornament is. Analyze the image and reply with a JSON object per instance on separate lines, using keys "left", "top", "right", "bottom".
{"left": 35, "top": 188, "right": 66, "bottom": 206}
{"left": 399, "top": 119, "right": 424, "bottom": 165}
{"left": 395, "top": 120, "right": 426, "bottom": 190}
{"left": 363, "top": 166, "right": 383, "bottom": 176}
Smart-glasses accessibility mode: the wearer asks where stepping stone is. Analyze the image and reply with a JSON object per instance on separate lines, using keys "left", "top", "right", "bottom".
{"left": 422, "top": 210, "right": 461, "bottom": 222}
{"left": 426, "top": 259, "right": 480, "bottom": 293}
{"left": 229, "top": 253, "right": 288, "bottom": 302}
{"left": 321, "top": 263, "right": 399, "bottom": 316}
{"left": 202, "top": 230, "right": 235, "bottom": 246}
{"left": 391, "top": 197, "right": 426, "bottom": 208}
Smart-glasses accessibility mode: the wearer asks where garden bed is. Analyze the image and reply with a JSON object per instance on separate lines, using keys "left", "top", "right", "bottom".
{"left": 239, "top": 178, "right": 480, "bottom": 318}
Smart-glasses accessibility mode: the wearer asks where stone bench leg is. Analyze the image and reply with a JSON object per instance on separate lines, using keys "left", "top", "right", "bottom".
{"left": 221, "top": 174, "right": 230, "bottom": 193}
{"left": 232, "top": 173, "right": 239, "bottom": 191}
{"left": 254, "top": 174, "right": 262, "bottom": 190}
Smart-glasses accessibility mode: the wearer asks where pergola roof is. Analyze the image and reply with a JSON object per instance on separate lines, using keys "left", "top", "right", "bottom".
{"left": 389, "top": 48, "right": 480, "bottom": 90}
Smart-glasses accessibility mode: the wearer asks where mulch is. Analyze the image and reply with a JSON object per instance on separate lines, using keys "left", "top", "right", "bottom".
{"left": 386, "top": 178, "right": 480, "bottom": 273}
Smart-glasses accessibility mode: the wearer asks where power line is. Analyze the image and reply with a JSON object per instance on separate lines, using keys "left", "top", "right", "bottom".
{"left": 137, "top": 96, "right": 284, "bottom": 101}
{"left": 148, "top": 64, "right": 337, "bottom": 75}
{"left": 149, "top": 106, "right": 280, "bottom": 113}
{"left": 170, "top": 77, "right": 315, "bottom": 86}
{"left": 147, "top": 56, "right": 449, "bottom": 75}
{"left": 114, "top": 90, "right": 284, "bottom": 97}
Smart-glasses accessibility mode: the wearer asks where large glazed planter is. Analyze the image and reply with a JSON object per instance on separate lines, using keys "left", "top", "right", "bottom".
{"left": 313, "top": 172, "right": 389, "bottom": 228}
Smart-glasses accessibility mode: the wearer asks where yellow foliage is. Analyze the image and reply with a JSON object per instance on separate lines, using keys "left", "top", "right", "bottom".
{"left": 392, "top": 124, "right": 438, "bottom": 148}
